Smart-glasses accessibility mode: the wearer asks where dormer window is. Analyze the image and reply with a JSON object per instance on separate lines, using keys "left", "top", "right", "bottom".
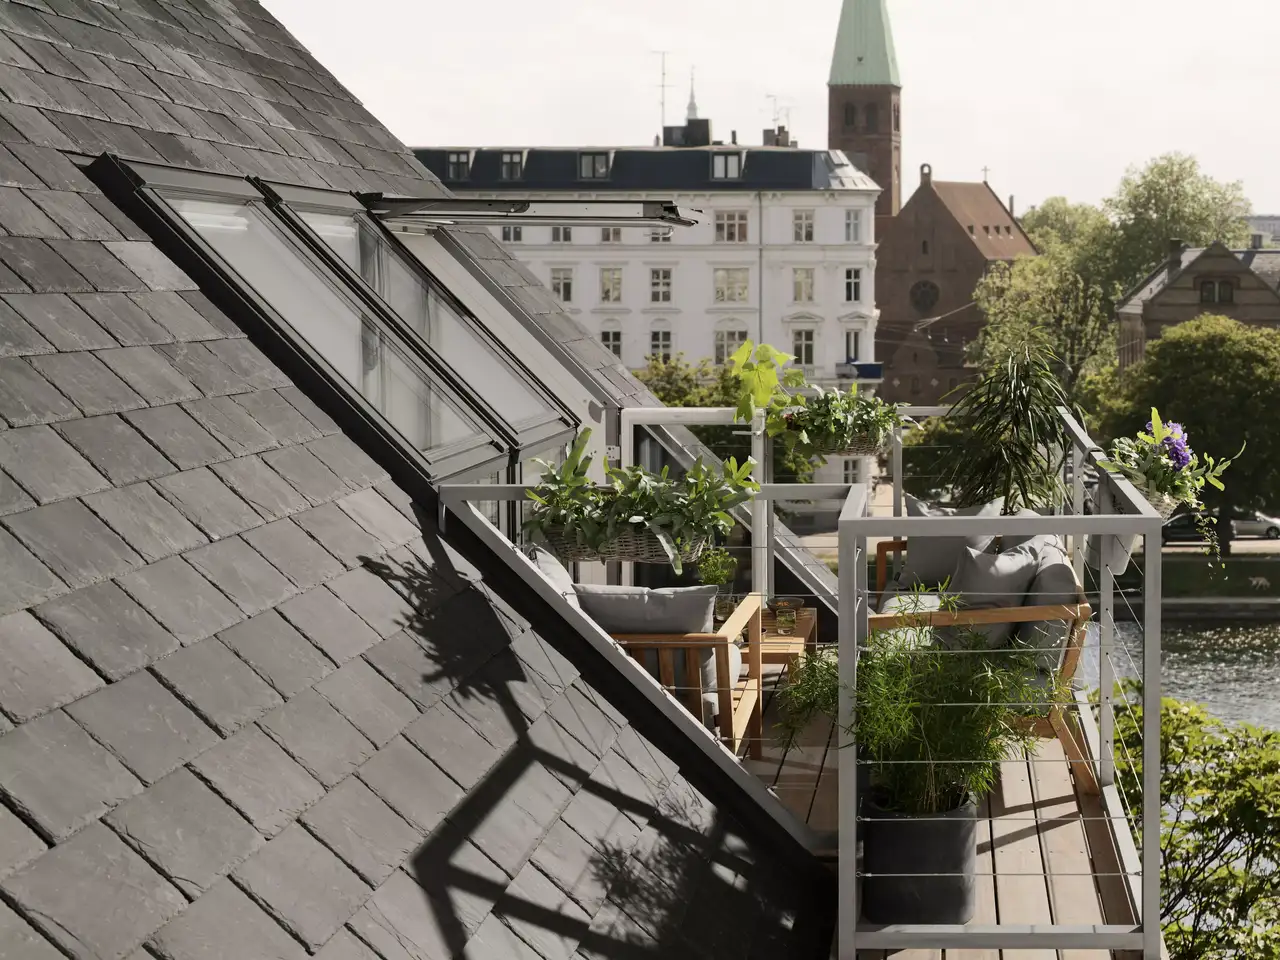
{"left": 1219, "top": 280, "right": 1235, "bottom": 303}
{"left": 499, "top": 151, "right": 523, "bottom": 180}
{"left": 1203, "top": 279, "right": 1235, "bottom": 304}
{"left": 712, "top": 152, "right": 742, "bottom": 180}
{"left": 446, "top": 151, "right": 470, "bottom": 180}
{"left": 579, "top": 152, "right": 609, "bottom": 179}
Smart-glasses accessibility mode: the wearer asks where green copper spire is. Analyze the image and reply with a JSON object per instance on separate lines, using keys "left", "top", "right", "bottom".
{"left": 828, "top": 0, "right": 900, "bottom": 87}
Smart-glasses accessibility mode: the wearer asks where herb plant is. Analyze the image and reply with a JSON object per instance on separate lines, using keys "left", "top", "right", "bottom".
{"left": 696, "top": 547, "right": 738, "bottom": 588}
{"left": 522, "top": 429, "right": 759, "bottom": 575}
{"left": 776, "top": 384, "right": 910, "bottom": 462}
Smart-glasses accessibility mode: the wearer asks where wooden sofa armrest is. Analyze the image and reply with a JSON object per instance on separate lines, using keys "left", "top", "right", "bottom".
{"left": 875, "top": 539, "right": 908, "bottom": 599}
{"left": 868, "top": 601, "right": 1092, "bottom": 632}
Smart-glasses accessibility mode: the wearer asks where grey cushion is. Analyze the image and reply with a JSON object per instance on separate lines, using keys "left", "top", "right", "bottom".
{"left": 1013, "top": 542, "right": 1081, "bottom": 675}
{"left": 897, "top": 495, "right": 1004, "bottom": 587}
{"left": 527, "top": 545, "right": 579, "bottom": 608}
{"left": 942, "top": 544, "right": 1041, "bottom": 648}
{"left": 876, "top": 586, "right": 943, "bottom": 651}
{"left": 573, "top": 584, "right": 717, "bottom": 634}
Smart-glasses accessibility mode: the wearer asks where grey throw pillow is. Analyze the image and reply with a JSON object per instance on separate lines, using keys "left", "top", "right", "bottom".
{"left": 941, "top": 543, "right": 1040, "bottom": 648}
{"left": 897, "top": 495, "right": 1004, "bottom": 587}
{"left": 527, "top": 545, "right": 579, "bottom": 608}
{"left": 1012, "top": 543, "right": 1081, "bottom": 675}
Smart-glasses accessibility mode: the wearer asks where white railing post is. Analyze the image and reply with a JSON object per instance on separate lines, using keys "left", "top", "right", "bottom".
{"left": 1072, "top": 445, "right": 1086, "bottom": 582}
{"left": 751, "top": 407, "right": 768, "bottom": 596}
{"left": 837, "top": 484, "right": 865, "bottom": 960}
{"left": 1098, "top": 481, "right": 1117, "bottom": 788}
{"left": 1141, "top": 526, "right": 1163, "bottom": 959}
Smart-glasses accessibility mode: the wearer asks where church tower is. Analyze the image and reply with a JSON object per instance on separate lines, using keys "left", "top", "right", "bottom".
{"left": 827, "top": 0, "right": 902, "bottom": 221}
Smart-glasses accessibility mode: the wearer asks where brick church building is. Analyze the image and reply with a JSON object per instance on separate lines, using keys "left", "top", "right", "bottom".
{"left": 828, "top": 0, "right": 1036, "bottom": 405}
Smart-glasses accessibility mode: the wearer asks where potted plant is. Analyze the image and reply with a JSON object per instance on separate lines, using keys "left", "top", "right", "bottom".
{"left": 777, "top": 587, "right": 1044, "bottom": 925}
{"left": 696, "top": 547, "right": 740, "bottom": 622}
{"left": 1090, "top": 408, "right": 1241, "bottom": 572}
{"left": 523, "top": 429, "right": 759, "bottom": 575}
{"left": 725, "top": 339, "right": 808, "bottom": 426}
{"left": 777, "top": 385, "right": 911, "bottom": 462}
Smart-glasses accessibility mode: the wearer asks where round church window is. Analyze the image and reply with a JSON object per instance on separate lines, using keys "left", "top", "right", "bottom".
{"left": 910, "top": 280, "right": 940, "bottom": 315}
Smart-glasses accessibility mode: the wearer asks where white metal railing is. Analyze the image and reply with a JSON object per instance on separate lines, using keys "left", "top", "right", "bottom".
{"left": 834, "top": 405, "right": 1163, "bottom": 957}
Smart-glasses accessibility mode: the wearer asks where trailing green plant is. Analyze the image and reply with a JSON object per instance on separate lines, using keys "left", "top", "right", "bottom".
{"left": 726, "top": 340, "right": 807, "bottom": 426}
{"left": 776, "top": 384, "right": 911, "bottom": 463}
{"left": 695, "top": 547, "right": 738, "bottom": 588}
{"left": 778, "top": 585, "right": 1047, "bottom": 814}
{"left": 522, "top": 429, "right": 759, "bottom": 574}
{"left": 940, "top": 342, "right": 1075, "bottom": 514}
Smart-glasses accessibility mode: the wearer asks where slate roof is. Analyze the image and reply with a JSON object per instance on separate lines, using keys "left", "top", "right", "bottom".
{"left": 1118, "top": 243, "right": 1280, "bottom": 311}
{"left": 0, "top": 2, "right": 832, "bottom": 959}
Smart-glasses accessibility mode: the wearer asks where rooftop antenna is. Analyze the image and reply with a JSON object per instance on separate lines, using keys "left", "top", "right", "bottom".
{"left": 765, "top": 94, "right": 793, "bottom": 128}
{"left": 687, "top": 67, "right": 698, "bottom": 120}
{"left": 652, "top": 50, "right": 673, "bottom": 132}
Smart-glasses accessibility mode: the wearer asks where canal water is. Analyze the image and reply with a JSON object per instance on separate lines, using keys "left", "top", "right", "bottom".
{"left": 1079, "top": 621, "right": 1280, "bottom": 730}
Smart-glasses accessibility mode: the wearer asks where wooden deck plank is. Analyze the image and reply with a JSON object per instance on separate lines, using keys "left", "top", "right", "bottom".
{"left": 1030, "top": 738, "right": 1110, "bottom": 960}
{"left": 990, "top": 750, "right": 1055, "bottom": 960}
{"left": 947, "top": 796, "right": 1000, "bottom": 960}
{"left": 740, "top": 664, "right": 788, "bottom": 784}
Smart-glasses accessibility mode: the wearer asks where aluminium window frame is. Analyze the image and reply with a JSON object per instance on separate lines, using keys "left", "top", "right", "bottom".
{"left": 255, "top": 179, "right": 577, "bottom": 460}
{"left": 87, "top": 155, "right": 514, "bottom": 483}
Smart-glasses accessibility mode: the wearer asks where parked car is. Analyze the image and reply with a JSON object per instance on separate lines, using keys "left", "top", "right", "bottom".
{"left": 1162, "top": 512, "right": 1217, "bottom": 543}
{"left": 1230, "top": 511, "right": 1280, "bottom": 539}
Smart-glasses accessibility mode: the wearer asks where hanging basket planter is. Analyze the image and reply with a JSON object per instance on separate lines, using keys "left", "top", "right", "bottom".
{"left": 805, "top": 433, "right": 888, "bottom": 458}
{"left": 542, "top": 526, "right": 711, "bottom": 566}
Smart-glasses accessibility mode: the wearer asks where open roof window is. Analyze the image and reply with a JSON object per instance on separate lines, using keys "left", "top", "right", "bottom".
{"left": 86, "top": 157, "right": 579, "bottom": 480}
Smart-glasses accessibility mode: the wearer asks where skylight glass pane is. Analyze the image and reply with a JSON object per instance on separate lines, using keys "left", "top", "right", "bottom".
{"left": 170, "top": 197, "right": 477, "bottom": 454}
{"left": 298, "top": 210, "right": 554, "bottom": 428}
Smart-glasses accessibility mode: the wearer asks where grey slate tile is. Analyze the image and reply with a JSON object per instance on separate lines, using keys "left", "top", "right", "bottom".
{"left": 3, "top": 498, "right": 143, "bottom": 589}
{"left": 156, "top": 340, "right": 250, "bottom": 394}
{"left": 363, "top": 631, "right": 455, "bottom": 712}
{"left": 56, "top": 413, "right": 174, "bottom": 484}
{"left": 0, "top": 709, "right": 141, "bottom": 841}
{"left": 106, "top": 767, "right": 266, "bottom": 900}
{"left": 262, "top": 443, "right": 348, "bottom": 505}
{"left": 34, "top": 579, "right": 179, "bottom": 680}
{"left": 0, "top": 423, "right": 109, "bottom": 502}
{"left": 279, "top": 384, "right": 339, "bottom": 434}
{"left": 326, "top": 565, "right": 416, "bottom": 638}
{"left": 104, "top": 240, "right": 195, "bottom": 290}
{"left": 293, "top": 500, "right": 383, "bottom": 568}
{"left": 530, "top": 819, "right": 611, "bottom": 915}
{"left": 467, "top": 914, "right": 546, "bottom": 960}
{"left": 4, "top": 292, "right": 114, "bottom": 350}
{"left": 232, "top": 823, "right": 371, "bottom": 950}
{"left": 523, "top": 714, "right": 597, "bottom": 793}
{"left": 511, "top": 630, "right": 579, "bottom": 693}
{"left": 0, "top": 236, "right": 91, "bottom": 292}
{"left": 184, "top": 536, "right": 296, "bottom": 616}
{"left": 0, "top": 804, "right": 43, "bottom": 882}
{"left": 0, "top": 185, "right": 64, "bottom": 238}
{"left": 147, "top": 877, "right": 307, "bottom": 960}
{"left": 338, "top": 488, "right": 420, "bottom": 550}
{"left": 96, "top": 345, "right": 201, "bottom": 404}
{"left": 28, "top": 189, "right": 122, "bottom": 240}
{"left": 46, "top": 238, "right": 147, "bottom": 292}
{"left": 314, "top": 928, "right": 386, "bottom": 960}
{"left": 117, "top": 555, "right": 244, "bottom": 645}
{"left": 178, "top": 290, "right": 240, "bottom": 338}
{"left": 183, "top": 395, "right": 277, "bottom": 455}
{"left": 0, "top": 356, "right": 79, "bottom": 426}
{"left": 498, "top": 861, "right": 592, "bottom": 960}
{"left": 257, "top": 688, "right": 371, "bottom": 787}
{"left": 67, "top": 671, "right": 220, "bottom": 785}
{"left": 313, "top": 658, "right": 417, "bottom": 747}
{"left": 345, "top": 871, "right": 452, "bottom": 960}
{"left": 0, "top": 822, "right": 185, "bottom": 960}
{"left": 300, "top": 775, "right": 421, "bottom": 887}
{"left": 0, "top": 297, "right": 52, "bottom": 356}
{"left": 0, "top": 467, "right": 32, "bottom": 517}
{"left": 83, "top": 195, "right": 150, "bottom": 243}
{"left": 242, "top": 517, "right": 343, "bottom": 590}
{"left": 153, "top": 466, "right": 263, "bottom": 539}
{"left": 189, "top": 725, "right": 324, "bottom": 836}
{"left": 210, "top": 454, "right": 308, "bottom": 521}
{"left": 203, "top": 337, "right": 289, "bottom": 390}
{"left": 410, "top": 827, "right": 510, "bottom": 938}
{"left": 546, "top": 684, "right": 622, "bottom": 761}
{"left": 82, "top": 481, "right": 208, "bottom": 563}
{"left": 0, "top": 102, "right": 77, "bottom": 151}
{"left": 307, "top": 433, "right": 389, "bottom": 490}
{"left": 71, "top": 292, "right": 171, "bottom": 346}
{"left": 124, "top": 404, "right": 231, "bottom": 470}
{"left": 151, "top": 636, "right": 283, "bottom": 736}
{"left": 216, "top": 608, "right": 333, "bottom": 697}
{"left": 402, "top": 703, "right": 504, "bottom": 795}
{"left": 356, "top": 736, "right": 463, "bottom": 836}
{"left": 276, "top": 584, "right": 379, "bottom": 664}
{"left": 0, "top": 256, "right": 28, "bottom": 294}
{"left": 0, "top": 609, "right": 101, "bottom": 723}
{"left": 231, "top": 388, "right": 321, "bottom": 445}
{"left": 27, "top": 350, "right": 144, "bottom": 416}
{"left": 132, "top": 290, "right": 221, "bottom": 341}
{"left": 5, "top": 144, "right": 93, "bottom": 193}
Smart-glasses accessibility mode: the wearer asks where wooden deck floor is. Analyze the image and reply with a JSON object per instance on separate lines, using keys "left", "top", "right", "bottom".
{"left": 743, "top": 665, "right": 1138, "bottom": 960}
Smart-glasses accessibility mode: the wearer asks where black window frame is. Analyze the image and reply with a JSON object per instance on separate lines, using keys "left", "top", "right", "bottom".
{"left": 499, "top": 151, "right": 523, "bottom": 180}
{"left": 87, "top": 156, "right": 573, "bottom": 482}
{"left": 578, "top": 152, "right": 610, "bottom": 180}
{"left": 446, "top": 150, "right": 470, "bottom": 180}
{"left": 1217, "top": 280, "right": 1234, "bottom": 304}
{"left": 1200, "top": 279, "right": 1217, "bottom": 304}
{"left": 711, "top": 152, "right": 742, "bottom": 180}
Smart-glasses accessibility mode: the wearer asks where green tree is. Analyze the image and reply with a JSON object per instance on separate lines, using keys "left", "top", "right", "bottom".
{"left": 1113, "top": 315, "right": 1280, "bottom": 555}
{"left": 1020, "top": 196, "right": 1112, "bottom": 252}
{"left": 1114, "top": 690, "right": 1280, "bottom": 959}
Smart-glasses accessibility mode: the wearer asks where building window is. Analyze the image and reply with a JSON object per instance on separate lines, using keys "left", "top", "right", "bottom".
{"left": 1200, "top": 280, "right": 1216, "bottom": 303}
{"left": 843, "top": 459, "right": 859, "bottom": 484}
{"left": 792, "top": 267, "right": 815, "bottom": 303}
{"left": 865, "top": 103, "right": 879, "bottom": 133}
{"left": 844, "top": 268, "right": 862, "bottom": 303}
{"left": 792, "top": 329, "right": 815, "bottom": 367}
{"left": 550, "top": 268, "right": 573, "bottom": 303}
{"left": 446, "top": 151, "right": 470, "bottom": 179}
{"left": 712, "top": 152, "right": 743, "bottom": 180}
{"left": 844, "top": 329, "right": 861, "bottom": 362}
{"left": 650, "top": 268, "right": 672, "bottom": 303}
{"left": 1218, "top": 280, "right": 1234, "bottom": 304}
{"left": 500, "top": 225, "right": 522, "bottom": 243}
{"left": 714, "top": 325, "right": 747, "bottom": 365}
{"left": 649, "top": 228, "right": 672, "bottom": 243}
{"left": 921, "top": 239, "right": 929, "bottom": 255}
{"left": 601, "top": 326, "right": 621, "bottom": 358}
{"left": 579, "top": 152, "right": 609, "bottom": 179}
{"left": 715, "top": 210, "right": 749, "bottom": 243}
{"left": 845, "top": 209, "right": 862, "bottom": 243}
{"left": 599, "top": 267, "right": 623, "bottom": 303}
{"left": 650, "top": 328, "right": 672, "bottom": 362}
{"left": 844, "top": 103, "right": 856, "bottom": 128}
{"left": 910, "top": 375, "right": 920, "bottom": 395}
{"left": 713, "top": 267, "right": 750, "bottom": 302}
{"left": 793, "top": 209, "right": 814, "bottom": 243}
{"left": 499, "top": 151, "right": 522, "bottom": 180}
{"left": 552, "top": 226, "right": 572, "bottom": 244}
{"left": 893, "top": 104, "right": 900, "bottom": 132}
{"left": 601, "top": 226, "right": 622, "bottom": 243}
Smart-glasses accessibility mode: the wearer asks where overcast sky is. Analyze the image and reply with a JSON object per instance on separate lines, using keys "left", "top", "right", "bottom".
{"left": 262, "top": 0, "right": 1280, "bottom": 213}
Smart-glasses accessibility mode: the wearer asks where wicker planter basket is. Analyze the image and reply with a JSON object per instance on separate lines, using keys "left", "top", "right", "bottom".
{"left": 542, "top": 526, "right": 710, "bottom": 565}
{"left": 807, "top": 434, "right": 888, "bottom": 458}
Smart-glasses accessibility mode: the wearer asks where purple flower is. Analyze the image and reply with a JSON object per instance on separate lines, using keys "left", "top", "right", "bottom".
{"left": 1146, "top": 420, "right": 1193, "bottom": 471}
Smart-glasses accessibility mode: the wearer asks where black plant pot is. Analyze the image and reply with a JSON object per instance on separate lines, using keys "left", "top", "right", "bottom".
{"left": 862, "top": 794, "right": 978, "bottom": 925}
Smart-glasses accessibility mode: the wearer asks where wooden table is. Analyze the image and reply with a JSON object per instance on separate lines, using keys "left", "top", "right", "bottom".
{"left": 759, "top": 607, "right": 816, "bottom": 665}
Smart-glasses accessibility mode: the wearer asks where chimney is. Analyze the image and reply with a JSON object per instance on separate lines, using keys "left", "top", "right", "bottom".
{"left": 761, "top": 128, "right": 775, "bottom": 146}
{"left": 731, "top": 130, "right": 737, "bottom": 145}
{"left": 1167, "top": 238, "right": 1185, "bottom": 275}
{"left": 777, "top": 125, "right": 789, "bottom": 146}
{"left": 1252, "top": 232, "right": 1266, "bottom": 250}
{"left": 920, "top": 163, "right": 933, "bottom": 186}
{"left": 1008, "top": 195, "right": 1015, "bottom": 218}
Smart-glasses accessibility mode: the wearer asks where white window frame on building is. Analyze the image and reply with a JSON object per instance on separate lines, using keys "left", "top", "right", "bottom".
{"left": 844, "top": 328, "right": 862, "bottom": 362}
{"left": 649, "top": 227, "right": 672, "bottom": 243}
{"left": 599, "top": 266, "right": 623, "bottom": 304}
{"left": 843, "top": 459, "right": 860, "bottom": 484}
{"left": 714, "top": 322, "right": 748, "bottom": 365}
{"left": 711, "top": 152, "right": 743, "bottom": 180}
{"left": 600, "top": 321, "right": 622, "bottom": 358}
{"left": 500, "top": 225, "right": 522, "bottom": 243}
{"left": 550, "top": 267, "right": 574, "bottom": 303}
{"left": 845, "top": 208, "right": 862, "bottom": 243}
{"left": 844, "top": 267, "right": 862, "bottom": 303}
{"left": 601, "top": 226, "right": 622, "bottom": 243}
{"left": 499, "top": 151, "right": 523, "bottom": 180}
{"left": 792, "top": 328, "right": 815, "bottom": 368}
{"left": 650, "top": 323, "right": 673, "bottom": 362}
{"left": 792, "top": 267, "right": 815, "bottom": 304}
{"left": 579, "top": 151, "right": 610, "bottom": 179}
{"left": 446, "top": 151, "right": 470, "bottom": 180}
{"left": 649, "top": 267, "right": 672, "bottom": 303}
{"left": 551, "top": 225, "right": 573, "bottom": 244}
{"left": 793, "top": 209, "right": 814, "bottom": 243}
{"left": 714, "top": 210, "right": 749, "bottom": 243}
{"left": 713, "top": 267, "right": 750, "bottom": 303}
